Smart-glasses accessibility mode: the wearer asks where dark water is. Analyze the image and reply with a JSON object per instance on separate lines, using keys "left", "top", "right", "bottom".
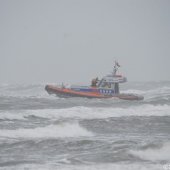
{"left": 0, "top": 82, "right": 170, "bottom": 170}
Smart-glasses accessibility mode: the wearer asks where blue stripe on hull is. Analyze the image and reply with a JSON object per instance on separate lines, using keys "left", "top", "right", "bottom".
{"left": 71, "top": 87, "right": 115, "bottom": 95}
{"left": 70, "top": 88, "right": 97, "bottom": 92}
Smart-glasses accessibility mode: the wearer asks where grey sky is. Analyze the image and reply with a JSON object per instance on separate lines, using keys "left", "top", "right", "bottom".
{"left": 0, "top": 0, "right": 170, "bottom": 84}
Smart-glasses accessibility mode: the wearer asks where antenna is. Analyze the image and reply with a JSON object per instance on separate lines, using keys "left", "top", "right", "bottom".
{"left": 113, "top": 61, "right": 120, "bottom": 76}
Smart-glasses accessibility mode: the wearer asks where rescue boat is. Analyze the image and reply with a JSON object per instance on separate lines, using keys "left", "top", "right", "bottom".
{"left": 45, "top": 62, "right": 144, "bottom": 100}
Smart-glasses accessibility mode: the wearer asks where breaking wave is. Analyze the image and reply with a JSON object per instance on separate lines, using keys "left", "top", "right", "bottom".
{"left": 123, "top": 86, "right": 170, "bottom": 102}
{"left": 13, "top": 163, "right": 163, "bottom": 170}
{"left": 28, "top": 104, "right": 170, "bottom": 119}
{"left": 0, "top": 104, "right": 170, "bottom": 121}
{"left": 144, "top": 86, "right": 170, "bottom": 102}
{"left": 130, "top": 142, "right": 170, "bottom": 162}
{"left": 0, "top": 123, "right": 93, "bottom": 139}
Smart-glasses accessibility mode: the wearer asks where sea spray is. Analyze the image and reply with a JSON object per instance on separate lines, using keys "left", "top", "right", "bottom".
{"left": 0, "top": 122, "right": 93, "bottom": 139}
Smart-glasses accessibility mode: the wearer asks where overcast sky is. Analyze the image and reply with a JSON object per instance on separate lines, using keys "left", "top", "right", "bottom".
{"left": 0, "top": 0, "right": 170, "bottom": 84}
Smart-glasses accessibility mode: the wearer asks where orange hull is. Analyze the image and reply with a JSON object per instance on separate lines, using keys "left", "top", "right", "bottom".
{"left": 45, "top": 85, "right": 144, "bottom": 100}
{"left": 45, "top": 85, "right": 110, "bottom": 98}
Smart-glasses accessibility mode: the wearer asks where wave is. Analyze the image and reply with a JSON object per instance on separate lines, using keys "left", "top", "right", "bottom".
{"left": 0, "top": 111, "right": 25, "bottom": 120}
{"left": 0, "top": 84, "right": 170, "bottom": 102}
{"left": 123, "top": 86, "right": 170, "bottom": 102}
{"left": 0, "top": 123, "right": 93, "bottom": 139}
{"left": 0, "top": 104, "right": 170, "bottom": 121}
{"left": 129, "top": 142, "right": 170, "bottom": 162}
{"left": 0, "top": 84, "right": 52, "bottom": 99}
{"left": 122, "top": 89, "right": 145, "bottom": 95}
{"left": 29, "top": 104, "right": 170, "bottom": 119}
{"left": 11, "top": 163, "right": 163, "bottom": 170}
{"left": 144, "top": 86, "right": 170, "bottom": 102}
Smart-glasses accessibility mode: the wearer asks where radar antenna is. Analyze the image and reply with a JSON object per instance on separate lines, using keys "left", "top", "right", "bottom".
{"left": 113, "top": 61, "right": 120, "bottom": 76}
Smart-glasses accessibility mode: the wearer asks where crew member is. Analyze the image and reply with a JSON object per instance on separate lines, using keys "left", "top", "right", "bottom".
{"left": 91, "top": 77, "right": 99, "bottom": 87}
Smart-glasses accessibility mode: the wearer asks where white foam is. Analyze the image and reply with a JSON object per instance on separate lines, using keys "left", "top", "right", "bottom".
{"left": 57, "top": 104, "right": 170, "bottom": 119}
{"left": 130, "top": 142, "right": 170, "bottom": 161}
{"left": 122, "top": 89, "right": 145, "bottom": 95}
{"left": 0, "top": 123, "right": 93, "bottom": 139}
{"left": 0, "top": 111, "right": 26, "bottom": 120}
{"left": 123, "top": 86, "right": 170, "bottom": 94}
{"left": 1, "top": 104, "right": 170, "bottom": 121}
{"left": 59, "top": 164, "right": 163, "bottom": 170}
{"left": 122, "top": 86, "right": 170, "bottom": 101}
{"left": 144, "top": 86, "right": 170, "bottom": 101}
{"left": 13, "top": 163, "right": 163, "bottom": 170}
{"left": 26, "top": 104, "right": 170, "bottom": 119}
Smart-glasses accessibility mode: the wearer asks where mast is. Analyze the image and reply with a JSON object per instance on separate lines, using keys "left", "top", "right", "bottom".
{"left": 112, "top": 61, "right": 120, "bottom": 76}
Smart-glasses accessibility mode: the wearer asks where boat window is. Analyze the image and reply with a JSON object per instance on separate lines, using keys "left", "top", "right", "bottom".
{"left": 101, "top": 82, "right": 111, "bottom": 88}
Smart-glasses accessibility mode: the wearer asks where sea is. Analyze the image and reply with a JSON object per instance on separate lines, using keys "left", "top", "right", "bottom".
{"left": 0, "top": 81, "right": 170, "bottom": 170}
